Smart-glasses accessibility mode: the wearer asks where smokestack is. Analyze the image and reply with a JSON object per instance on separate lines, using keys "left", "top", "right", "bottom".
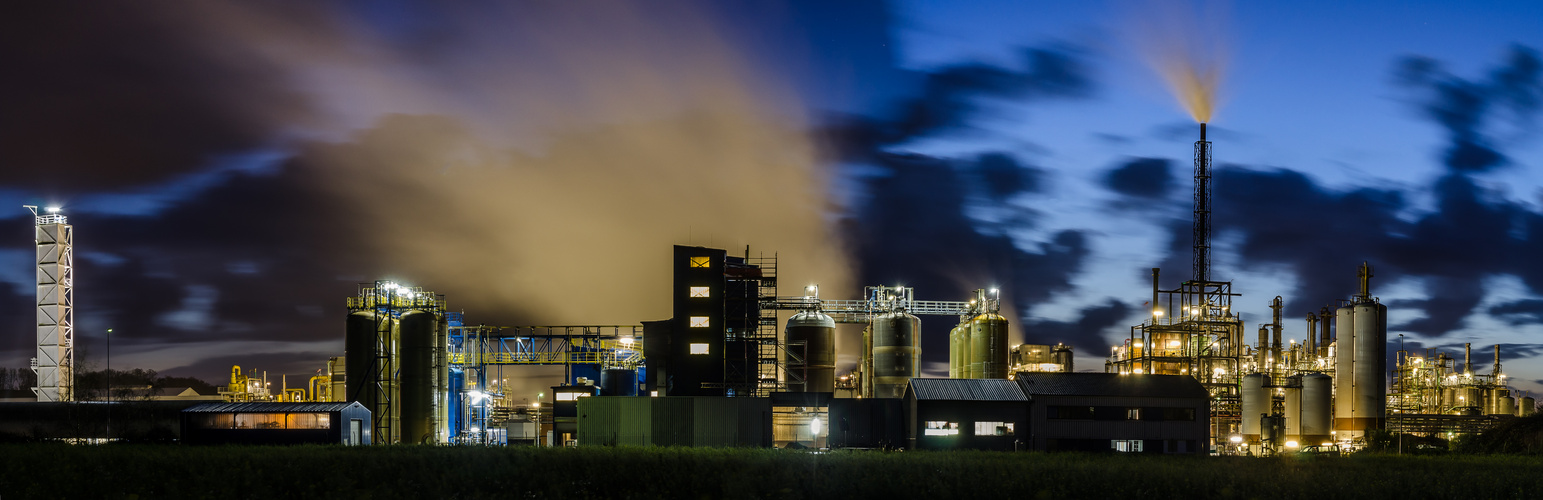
{"left": 1494, "top": 344, "right": 1502, "bottom": 377}
{"left": 1306, "top": 312, "right": 1318, "bottom": 356}
{"left": 1152, "top": 268, "right": 1161, "bottom": 322}
{"left": 1319, "top": 306, "right": 1334, "bottom": 357}
{"left": 1270, "top": 296, "right": 1283, "bottom": 355}
{"left": 1257, "top": 325, "right": 1268, "bottom": 369}
{"left": 1357, "top": 262, "right": 1374, "bottom": 302}
{"left": 1193, "top": 123, "right": 1212, "bottom": 282}
{"left": 1464, "top": 343, "right": 1472, "bottom": 374}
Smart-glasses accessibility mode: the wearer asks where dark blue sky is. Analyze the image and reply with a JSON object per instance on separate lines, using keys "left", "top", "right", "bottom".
{"left": 3, "top": 0, "right": 1543, "bottom": 396}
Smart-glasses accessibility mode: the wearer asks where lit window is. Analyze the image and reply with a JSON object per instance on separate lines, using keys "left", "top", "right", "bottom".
{"left": 1112, "top": 439, "right": 1144, "bottom": 452}
{"left": 689, "top": 343, "right": 710, "bottom": 355}
{"left": 974, "top": 421, "right": 1015, "bottom": 436}
{"left": 689, "top": 316, "right": 709, "bottom": 328}
{"left": 689, "top": 287, "right": 710, "bottom": 298}
{"left": 556, "top": 392, "right": 590, "bottom": 401}
{"left": 923, "top": 421, "right": 959, "bottom": 436}
{"left": 690, "top": 256, "right": 711, "bottom": 268}
{"left": 1127, "top": 408, "right": 1141, "bottom": 420}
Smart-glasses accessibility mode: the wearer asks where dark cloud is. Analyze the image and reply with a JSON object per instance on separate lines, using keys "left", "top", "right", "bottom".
{"left": 1104, "top": 157, "right": 1175, "bottom": 199}
{"left": 1488, "top": 299, "right": 1543, "bottom": 326}
{"left": 972, "top": 152, "right": 1041, "bottom": 200}
{"left": 0, "top": 2, "right": 321, "bottom": 190}
{"left": 1023, "top": 299, "right": 1133, "bottom": 354}
{"left": 819, "top": 43, "right": 1097, "bottom": 360}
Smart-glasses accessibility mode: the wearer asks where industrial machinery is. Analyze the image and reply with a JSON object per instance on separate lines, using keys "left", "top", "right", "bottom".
{"left": 1388, "top": 342, "right": 1530, "bottom": 436}
{"left": 25, "top": 205, "right": 73, "bottom": 402}
{"left": 1008, "top": 343, "right": 1074, "bottom": 374}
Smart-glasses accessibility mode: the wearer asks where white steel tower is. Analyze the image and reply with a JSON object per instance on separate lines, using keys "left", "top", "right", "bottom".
{"left": 26, "top": 205, "right": 73, "bottom": 402}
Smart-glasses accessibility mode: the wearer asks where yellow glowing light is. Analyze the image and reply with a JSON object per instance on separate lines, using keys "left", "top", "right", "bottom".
{"left": 1153, "top": 310, "right": 1164, "bottom": 317}
{"left": 1286, "top": 441, "right": 1299, "bottom": 449}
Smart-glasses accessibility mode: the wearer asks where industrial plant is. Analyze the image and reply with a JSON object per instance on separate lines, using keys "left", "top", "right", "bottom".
{"left": 10, "top": 124, "right": 1538, "bottom": 454}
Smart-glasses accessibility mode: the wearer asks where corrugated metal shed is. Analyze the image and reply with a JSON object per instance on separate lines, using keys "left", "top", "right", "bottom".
{"left": 908, "top": 378, "right": 1027, "bottom": 401}
{"left": 1015, "top": 373, "right": 1208, "bottom": 399}
{"left": 182, "top": 402, "right": 364, "bottom": 413}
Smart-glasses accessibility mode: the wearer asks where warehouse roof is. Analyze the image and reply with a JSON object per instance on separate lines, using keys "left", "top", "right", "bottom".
{"left": 181, "top": 402, "right": 365, "bottom": 413}
{"left": 1015, "top": 373, "right": 1208, "bottom": 399}
{"left": 908, "top": 378, "right": 1028, "bottom": 401}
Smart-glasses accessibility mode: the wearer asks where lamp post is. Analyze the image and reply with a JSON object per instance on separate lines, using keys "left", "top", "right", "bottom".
{"left": 106, "top": 328, "right": 113, "bottom": 442}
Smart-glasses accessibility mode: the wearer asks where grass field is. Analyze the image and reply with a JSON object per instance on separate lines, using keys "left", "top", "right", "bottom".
{"left": 1, "top": 444, "right": 1540, "bottom": 499}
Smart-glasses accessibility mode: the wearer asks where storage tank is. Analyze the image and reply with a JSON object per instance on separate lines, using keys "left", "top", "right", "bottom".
{"left": 1332, "top": 304, "right": 1356, "bottom": 434}
{"left": 869, "top": 311, "right": 921, "bottom": 398}
{"left": 345, "top": 312, "right": 379, "bottom": 410}
{"left": 1301, "top": 373, "right": 1332, "bottom": 444}
{"left": 1284, "top": 385, "right": 1302, "bottom": 442}
{"left": 1498, "top": 394, "right": 1516, "bottom": 416}
{"left": 969, "top": 313, "right": 1010, "bottom": 379}
{"left": 1241, "top": 373, "right": 1268, "bottom": 441}
{"left": 1460, "top": 386, "right": 1484, "bottom": 412}
{"left": 1052, "top": 343, "right": 1074, "bottom": 373}
{"left": 1489, "top": 388, "right": 1511, "bottom": 415}
{"left": 949, "top": 322, "right": 968, "bottom": 378}
{"left": 784, "top": 311, "right": 836, "bottom": 392}
{"left": 1350, "top": 301, "right": 1387, "bottom": 434}
{"left": 398, "top": 310, "right": 436, "bottom": 444}
{"left": 1519, "top": 397, "right": 1536, "bottom": 417}
{"left": 1442, "top": 387, "right": 1457, "bottom": 413}
{"left": 601, "top": 367, "right": 639, "bottom": 396}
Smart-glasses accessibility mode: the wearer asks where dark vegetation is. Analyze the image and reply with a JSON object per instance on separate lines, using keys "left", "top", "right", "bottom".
{"left": 1, "top": 445, "right": 1541, "bottom": 499}
{"left": 0, "top": 366, "right": 218, "bottom": 400}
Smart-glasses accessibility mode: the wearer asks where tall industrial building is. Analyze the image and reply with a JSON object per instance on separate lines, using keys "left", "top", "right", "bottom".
{"left": 27, "top": 206, "right": 73, "bottom": 402}
{"left": 645, "top": 245, "right": 778, "bottom": 397}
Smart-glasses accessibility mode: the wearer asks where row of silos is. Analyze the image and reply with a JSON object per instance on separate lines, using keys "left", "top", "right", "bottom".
{"left": 345, "top": 308, "right": 445, "bottom": 444}
{"left": 948, "top": 312, "right": 1010, "bottom": 379}
{"left": 1332, "top": 298, "right": 1387, "bottom": 440}
{"left": 1240, "top": 373, "right": 1331, "bottom": 447}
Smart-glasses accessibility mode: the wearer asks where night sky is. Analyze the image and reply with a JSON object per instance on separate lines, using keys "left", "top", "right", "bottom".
{"left": 4, "top": 1, "right": 1543, "bottom": 398}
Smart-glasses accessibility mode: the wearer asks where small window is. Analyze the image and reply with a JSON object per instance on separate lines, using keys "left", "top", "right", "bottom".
{"left": 689, "top": 287, "right": 710, "bottom": 298}
{"left": 923, "top": 421, "right": 959, "bottom": 436}
{"left": 1127, "top": 408, "right": 1141, "bottom": 420}
{"left": 689, "top": 316, "right": 710, "bottom": 328}
{"left": 974, "top": 421, "right": 1015, "bottom": 436}
{"left": 555, "top": 392, "right": 591, "bottom": 401}
{"left": 689, "top": 343, "right": 710, "bottom": 355}
{"left": 287, "top": 413, "right": 328, "bottom": 429}
{"left": 235, "top": 413, "right": 285, "bottom": 429}
{"left": 690, "top": 256, "right": 711, "bottom": 268}
{"left": 1112, "top": 439, "right": 1144, "bottom": 452}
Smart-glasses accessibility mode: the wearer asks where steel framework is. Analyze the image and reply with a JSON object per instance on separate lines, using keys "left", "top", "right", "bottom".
{"left": 26, "top": 206, "right": 72, "bottom": 402}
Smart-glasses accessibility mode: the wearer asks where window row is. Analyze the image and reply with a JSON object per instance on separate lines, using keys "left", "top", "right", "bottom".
{"left": 922, "top": 420, "right": 1016, "bottom": 437}
{"left": 1045, "top": 406, "right": 1196, "bottom": 421}
{"left": 190, "top": 413, "right": 332, "bottom": 430}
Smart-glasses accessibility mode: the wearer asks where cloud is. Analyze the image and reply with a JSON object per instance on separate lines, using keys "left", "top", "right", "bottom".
{"left": 1103, "top": 157, "right": 1175, "bottom": 199}
{"left": 0, "top": 2, "right": 320, "bottom": 190}
{"left": 1490, "top": 299, "right": 1543, "bottom": 326}
{"left": 1023, "top": 299, "right": 1134, "bottom": 354}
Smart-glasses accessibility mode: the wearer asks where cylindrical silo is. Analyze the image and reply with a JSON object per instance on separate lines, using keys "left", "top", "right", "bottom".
{"left": 1498, "top": 394, "right": 1515, "bottom": 416}
{"left": 1052, "top": 343, "right": 1074, "bottom": 373}
{"left": 870, "top": 311, "right": 921, "bottom": 398}
{"left": 949, "top": 323, "right": 968, "bottom": 378}
{"left": 1332, "top": 304, "right": 1357, "bottom": 435}
{"left": 1301, "top": 373, "right": 1332, "bottom": 444}
{"left": 1284, "top": 385, "right": 1302, "bottom": 443}
{"left": 1489, "top": 388, "right": 1511, "bottom": 415}
{"left": 1241, "top": 373, "right": 1268, "bottom": 442}
{"left": 1461, "top": 386, "right": 1484, "bottom": 412}
{"left": 601, "top": 367, "right": 639, "bottom": 396}
{"left": 1350, "top": 301, "right": 1387, "bottom": 434}
{"left": 345, "top": 311, "right": 379, "bottom": 410}
{"left": 399, "top": 310, "right": 436, "bottom": 444}
{"left": 1519, "top": 397, "right": 1535, "bottom": 417}
{"left": 861, "top": 325, "right": 873, "bottom": 398}
{"left": 969, "top": 313, "right": 1010, "bottom": 379}
{"left": 784, "top": 311, "right": 836, "bottom": 392}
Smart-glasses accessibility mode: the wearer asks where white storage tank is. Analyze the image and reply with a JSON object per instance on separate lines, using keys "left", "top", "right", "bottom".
{"left": 1301, "top": 373, "right": 1332, "bottom": 444}
{"left": 1241, "top": 373, "right": 1268, "bottom": 442}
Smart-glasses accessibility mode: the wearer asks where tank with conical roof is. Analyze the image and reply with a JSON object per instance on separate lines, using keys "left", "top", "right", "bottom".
{"left": 784, "top": 310, "right": 836, "bottom": 392}
{"left": 869, "top": 311, "right": 920, "bottom": 398}
{"left": 969, "top": 312, "right": 1010, "bottom": 378}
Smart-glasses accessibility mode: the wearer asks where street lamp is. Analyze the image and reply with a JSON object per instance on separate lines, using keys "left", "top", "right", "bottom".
{"left": 106, "top": 328, "right": 113, "bottom": 442}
